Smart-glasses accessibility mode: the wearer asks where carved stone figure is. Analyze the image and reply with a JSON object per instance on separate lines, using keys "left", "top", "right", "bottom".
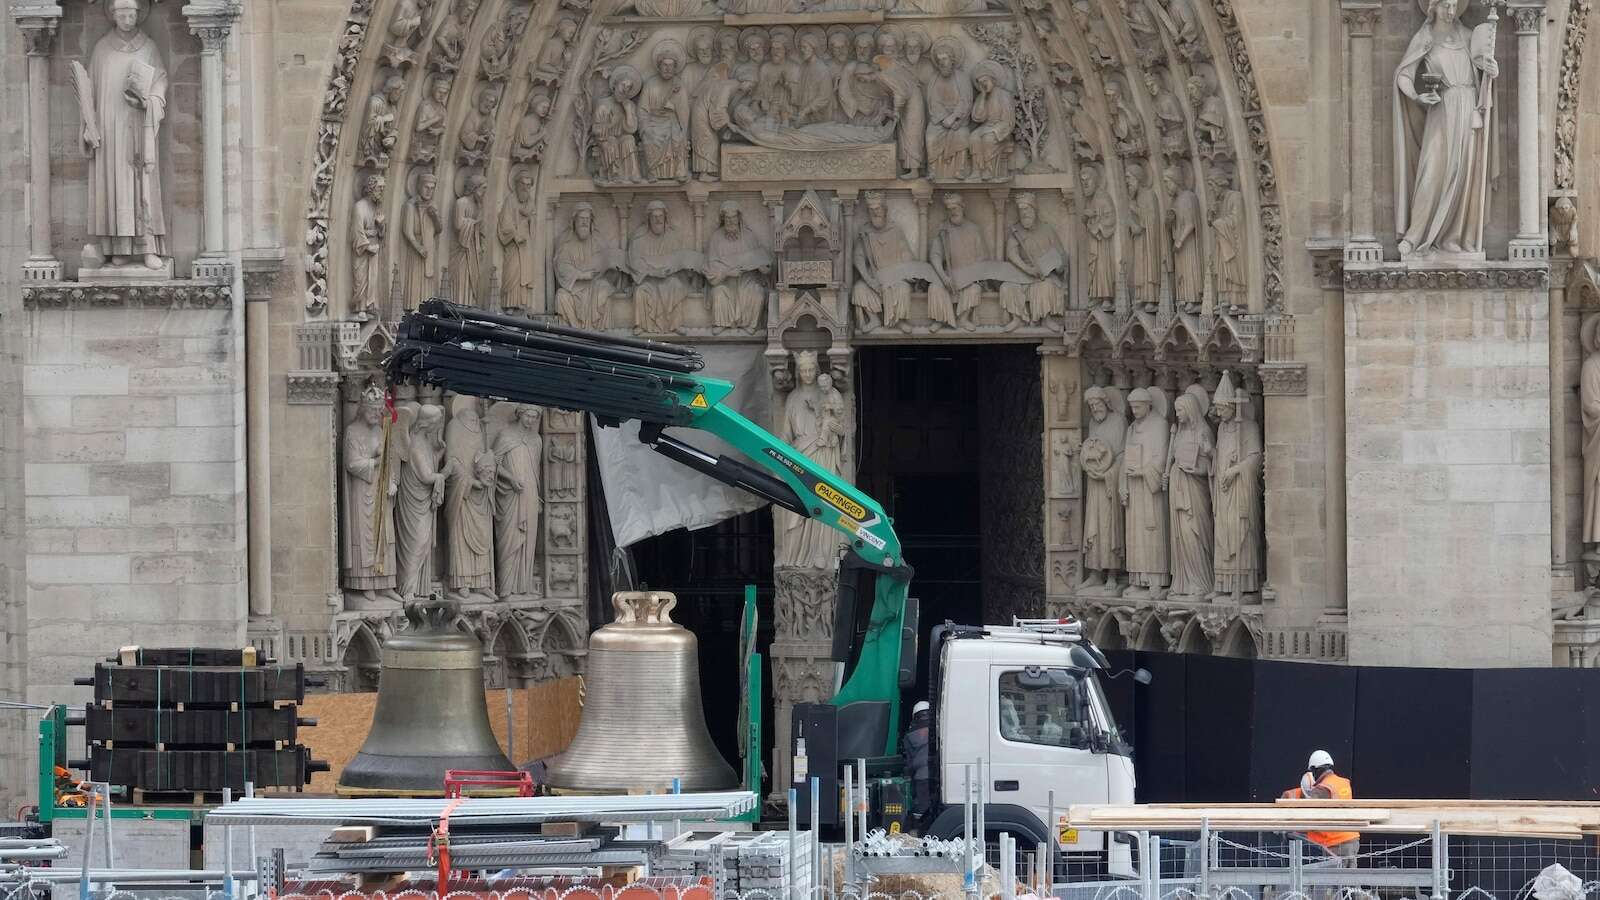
{"left": 1209, "top": 373, "right": 1261, "bottom": 601}
{"left": 1127, "top": 162, "right": 1163, "bottom": 309}
{"left": 704, "top": 202, "right": 771, "bottom": 332}
{"left": 1002, "top": 192, "right": 1067, "bottom": 324}
{"left": 358, "top": 75, "right": 404, "bottom": 168}
{"left": 444, "top": 395, "right": 497, "bottom": 603}
{"left": 512, "top": 91, "right": 553, "bottom": 163}
{"left": 549, "top": 434, "right": 580, "bottom": 499}
{"left": 1085, "top": 16, "right": 1120, "bottom": 68}
{"left": 395, "top": 403, "right": 448, "bottom": 599}
{"left": 550, "top": 506, "right": 579, "bottom": 551}
{"left": 1584, "top": 317, "right": 1600, "bottom": 548}
{"left": 852, "top": 192, "right": 921, "bottom": 331}
{"left": 492, "top": 404, "right": 544, "bottom": 598}
{"left": 1164, "top": 386, "right": 1214, "bottom": 600}
{"left": 452, "top": 174, "right": 488, "bottom": 306}
{"left": 758, "top": 28, "right": 800, "bottom": 126}
{"left": 342, "top": 386, "right": 402, "bottom": 608}
{"left": 1184, "top": 76, "right": 1227, "bottom": 160}
{"left": 498, "top": 169, "right": 537, "bottom": 311}
{"left": 382, "top": 0, "right": 423, "bottom": 68}
{"left": 1394, "top": 0, "right": 1498, "bottom": 257}
{"left": 861, "top": 30, "right": 926, "bottom": 178}
{"left": 970, "top": 62, "right": 1015, "bottom": 181}
{"left": 717, "top": 27, "right": 742, "bottom": 66}
{"left": 433, "top": 0, "right": 479, "bottom": 72}
{"left": 594, "top": 66, "right": 643, "bottom": 183}
{"left": 479, "top": 10, "right": 521, "bottom": 82}
{"left": 532, "top": 16, "right": 579, "bottom": 83}
{"left": 777, "top": 352, "right": 847, "bottom": 570}
{"left": 1060, "top": 87, "right": 1099, "bottom": 161}
{"left": 1161, "top": 0, "right": 1204, "bottom": 59}
{"left": 1552, "top": 196, "right": 1580, "bottom": 252}
{"left": 639, "top": 41, "right": 692, "bottom": 182}
{"left": 1120, "top": 387, "right": 1170, "bottom": 599}
{"left": 458, "top": 84, "right": 501, "bottom": 167}
{"left": 840, "top": 29, "right": 891, "bottom": 127}
{"left": 685, "top": 27, "right": 716, "bottom": 93}
{"left": 928, "top": 193, "right": 989, "bottom": 330}
{"left": 1163, "top": 165, "right": 1203, "bottom": 308}
{"left": 1123, "top": 0, "right": 1164, "bottom": 66}
{"left": 1147, "top": 71, "right": 1187, "bottom": 157}
{"left": 691, "top": 64, "right": 754, "bottom": 180}
{"left": 925, "top": 38, "right": 973, "bottom": 179}
{"left": 1081, "top": 165, "right": 1117, "bottom": 305}
{"left": 351, "top": 175, "right": 386, "bottom": 317}
{"left": 555, "top": 203, "right": 615, "bottom": 331}
{"left": 412, "top": 75, "right": 452, "bottom": 164}
{"left": 1079, "top": 386, "right": 1126, "bottom": 593}
{"left": 628, "top": 200, "right": 699, "bottom": 333}
{"left": 827, "top": 26, "right": 852, "bottom": 69}
{"left": 71, "top": 0, "right": 170, "bottom": 270}
{"left": 903, "top": 28, "right": 936, "bottom": 85}
{"left": 1106, "top": 79, "right": 1143, "bottom": 156}
{"left": 794, "top": 30, "right": 837, "bottom": 126}
{"left": 403, "top": 172, "right": 442, "bottom": 306}
{"left": 1207, "top": 166, "right": 1246, "bottom": 309}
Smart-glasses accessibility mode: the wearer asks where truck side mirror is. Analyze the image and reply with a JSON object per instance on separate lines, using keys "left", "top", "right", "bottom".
{"left": 1134, "top": 668, "right": 1152, "bottom": 685}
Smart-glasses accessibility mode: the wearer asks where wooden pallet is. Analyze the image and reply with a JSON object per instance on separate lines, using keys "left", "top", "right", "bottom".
{"left": 129, "top": 788, "right": 227, "bottom": 807}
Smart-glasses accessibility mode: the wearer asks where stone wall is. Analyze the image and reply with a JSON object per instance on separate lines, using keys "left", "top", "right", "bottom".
{"left": 1344, "top": 276, "right": 1553, "bottom": 666}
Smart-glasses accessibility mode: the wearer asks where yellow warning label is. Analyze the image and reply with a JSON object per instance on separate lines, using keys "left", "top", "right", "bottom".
{"left": 815, "top": 483, "right": 866, "bottom": 520}
{"left": 690, "top": 393, "right": 709, "bottom": 409}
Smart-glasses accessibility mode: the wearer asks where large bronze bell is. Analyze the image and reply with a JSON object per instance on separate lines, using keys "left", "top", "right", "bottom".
{"left": 546, "top": 591, "right": 737, "bottom": 793}
{"left": 338, "top": 598, "right": 514, "bottom": 794}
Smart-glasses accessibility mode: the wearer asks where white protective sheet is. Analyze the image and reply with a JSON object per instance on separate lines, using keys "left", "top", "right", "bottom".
{"left": 591, "top": 343, "right": 774, "bottom": 547}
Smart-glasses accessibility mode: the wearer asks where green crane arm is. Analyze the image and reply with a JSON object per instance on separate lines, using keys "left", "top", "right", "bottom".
{"left": 388, "top": 300, "right": 913, "bottom": 757}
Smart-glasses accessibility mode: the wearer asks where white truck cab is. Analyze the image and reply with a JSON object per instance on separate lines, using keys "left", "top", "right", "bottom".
{"left": 924, "top": 619, "right": 1138, "bottom": 878}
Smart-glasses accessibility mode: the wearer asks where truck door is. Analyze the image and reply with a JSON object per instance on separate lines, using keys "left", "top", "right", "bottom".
{"left": 986, "top": 665, "right": 1107, "bottom": 854}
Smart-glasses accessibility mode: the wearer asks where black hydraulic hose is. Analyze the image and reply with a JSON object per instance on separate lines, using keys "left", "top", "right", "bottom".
{"left": 647, "top": 431, "right": 808, "bottom": 516}
{"left": 405, "top": 316, "right": 704, "bottom": 375}
{"left": 414, "top": 299, "right": 701, "bottom": 364}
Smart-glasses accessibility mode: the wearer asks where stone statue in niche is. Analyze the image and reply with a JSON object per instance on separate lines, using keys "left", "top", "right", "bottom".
{"left": 777, "top": 351, "right": 849, "bottom": 570}
{"left": 342, "top": 386, "right": 403, "bottom": 609}
{"left": 550, "top": 505, "right": 579, "bottom": 551}
{"left": 555, "top": 203, "right": 617, "bottom": 331}
{"left": 690, "top": 63, "right": 755, "bottom": 181}
{"left": 1552, "top": 196, "right": 1580, "bottom": 252}
{"left": 1394, "top": 0, "right": 1499, "bottom": 258}
{"left": 703, "top": 201, "right": 772, "bottom": 333}
{"left": 1209, "top": 372, "right": 1261, "bottom": 602}
{"left": 859, "top": 30, "right": 926, "bottom": 179}
{"left": 1163, "top": 386, "right": 1214, "bottom": 600}
{"left": 458, "top": 84, "right": 501, "bottom": 168}
{"left": 1159, "top": 0, "right": 1205, "bottom": 60}
{"left": 928, "top": 193, "right": 990, "bottom": 330}
{"left": 452, "top": 174, "right": 488, "bottom": 307}
{"left": 479, "top": 9, "right": 524, "bottom": 82}
{"left": 444, "top": 395, "right": 497, "bottom": 603}
{"left": 639, "top": 41, "right": 692, "bottom": 183}
{"left": 1079, "top": 386, "right": 1127, "bottom": 595}
{"left": 412, "top": 75, "right": 452, "bottom": 165}
{"left": 1122, "top": 0, "right": 1164, "bottom": 67}
{"left": 1084, "top": 15, "right": 1120, "bottom": 69}
{"left": 1186, "top": 74, "right": 1228, "bottom": 160}
{"left": 532, "top": 16, "right": 580, "bottom": 84}
{"left": 1119, "top": 387, "right": 1170, "bottom": 600}
{"left": 432, "top": 0, "right": 479, "bottom": 73}
{"left": 628, "top": 201, "right": 701, "bottom": 334}
{"left": 1105, "top": 79, "right": 1143, "bottom": 156}
{"left": 548, "top": 434, "right": 580, "bottom": 500}
{"left": 684, "top": 28, "right": 716, "bottom": 93}
{"left": 1080, "top": 165, "right": 1118, "bottom": 307}
{"left": 357, "top": 75, "right": 404, "bottom": 168}
{"left": 512, "top": 91, "right": 553, "bottom": 164}
{"left": 402, "top": 171, "right": 442, "bottom": 306}
{"left": 794, "top": 29, "right": 838, "bottom": 127}
{"left": 1163, "top": 165, "right": 1203, "bottom": 310}
{"left": 395, "top": 403, "right": 448, "bottom": 600}
{"left": 1147, "top": 71, "right": 1188, "bottom": 157}
{"left": 1059, "top": 87, "right": 1099, "bottom": 161}
{"left": 70, "top": 0, "right": 170, "bottom": 271}
{"left": 351, "top": 174, "right": 387, "bottom": 318}
{"left": 1207, "top": 166, "right": 1247, "bottom": 310}
{"left": 594, "top": 66, "right": 644, "bottom": 184}
{"left": 498, "top": 168, "right": 537, "bottom": 311}
{"left": 491, "top": 403, "right": 544, "bottom": 599}
{"left": 758, "top": 28, "right": 799, "bottom": 126}
{"left": 1126, "top": 162, "right": 1163, "bottom": 310}
{"left": 1001, "top": 192, "right": 1067, "bottom": 324}
{"left": 1584, "top": 317, "right": 1600, "bottom": 571}
{"left": 382, "top": 0, "right": 423, "bottom": 68}
{"left": 970, "top": 62, "right": 1015, "bottom": 181}
{"left": 925, "top": 38, "right": 973, "bottom": 180}
{"left": 852, "top": 191, "right": 924, "bottom": 332}
{"left": 550, "top": 556, "right": 579, "bottom": 595}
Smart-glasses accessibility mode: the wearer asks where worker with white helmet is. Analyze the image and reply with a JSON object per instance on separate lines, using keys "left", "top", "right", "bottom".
{"left": 1282, "top": 750, "right": 1359, "bottom": 867}
{"left": 902, "top": 700, "right": 934, "bottom": 828}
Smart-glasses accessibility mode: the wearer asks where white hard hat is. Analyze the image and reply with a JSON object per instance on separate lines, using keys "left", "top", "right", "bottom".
{"left": 1308, "top": 750, "right": 1334, "bottom": 769}
{"left": 913, "top": 701, "right": 930, "bottom": 715}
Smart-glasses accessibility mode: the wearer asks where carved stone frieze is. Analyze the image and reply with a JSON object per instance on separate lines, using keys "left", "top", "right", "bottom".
{"left": 1556, "top": 0, "right": 1592, "bottom": 190}
{"left": 287, "top": 372, "right": 341, "bottom": 405}
{"left": 722, "top": 145, "right": 898, "bottom": 182}
{"left": 1258, "top": 363, "right": 1306, "bottom": 396}
{"left": 22, "top": 282, "right": 232, "bottom": 310}
{"left": 303, "top": 4, "right": 375, "bottom": 316}
{"left": 774, "top": 566, "right": 837, "bottom": 642}
{"left": 1343, "top": 265, "right": 1551, "bottom": 292}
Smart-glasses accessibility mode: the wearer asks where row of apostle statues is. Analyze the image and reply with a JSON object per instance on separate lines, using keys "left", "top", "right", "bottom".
{"left": 589, "top": 29, "right": 1017, "bottom": 184}
{"left": 340, "top": 387, "right": 582, "bottom": 610}
{"left": 1074, "top": 374, "right": 1263, "bottom": 603}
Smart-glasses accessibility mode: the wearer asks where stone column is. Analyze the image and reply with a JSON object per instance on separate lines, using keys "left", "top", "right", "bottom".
{"left": 1340, "top": 1, "right": 1381, "bottom": 264}
{"left": 185, "top": 3, "right": 240, "bottom": 278}
{"left": 242, "top": 253, "right": 284, "bottom": 617}
{"left": 1509, "top": 4, "right": 1547, "bottom": 260}
{"left": 838, "top": 191, "right": 858, "bottom": 323}
{"left": 16, "top": 6, "right": 62, "bottom": 282}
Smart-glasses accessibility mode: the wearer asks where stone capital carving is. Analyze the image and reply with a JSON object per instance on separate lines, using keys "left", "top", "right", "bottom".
{"left": 189, "top": 21, "right": 231, "bottom": 52}
{"left": 1509, "top": 4, "right": 1545, "bottom": 35}
{"left": 1339, "top": 2, "right": 1380, "bottom": 37}
{"left": 16, "top": 15, "right": 58, "bottom": 56}
{"left": 287, "top": 372, "right": 341, "bottom": 405}
{"left": 22, "top": 282, "right": 232, "bottom": 310}
{"left": 1258, "top": 363, "right": 1308, "bottom": 397}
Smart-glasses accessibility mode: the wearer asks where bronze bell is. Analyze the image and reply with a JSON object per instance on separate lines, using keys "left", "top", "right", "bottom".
{"left": 546, "top": 591, "right": 737, "bottom": 793}
{"left": 338, "top": 597, "right": 514, "bottom": 795}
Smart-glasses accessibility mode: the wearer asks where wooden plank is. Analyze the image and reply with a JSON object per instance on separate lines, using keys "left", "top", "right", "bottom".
{"left": 329, "top": 826, "right": 379, "bottom": 843}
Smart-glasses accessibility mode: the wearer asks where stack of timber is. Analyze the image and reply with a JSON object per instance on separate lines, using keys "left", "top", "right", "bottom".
{"left": 74, "top": 646, "right": 328, "bottom": 798}
{"left": 1064, "top": 801, "right": 1600, "bottom": 840}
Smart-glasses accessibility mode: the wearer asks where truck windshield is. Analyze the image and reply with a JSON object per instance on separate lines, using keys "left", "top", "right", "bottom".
{"left": 998, "top": 668, "right": 1091, "bottom": 750}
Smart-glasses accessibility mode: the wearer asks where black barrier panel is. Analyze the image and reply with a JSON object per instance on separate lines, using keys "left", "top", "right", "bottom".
{"left": 1133, "top": 651, "right": 1190, "bottom": 803}
{"left": 1248, "top": 660, "right": 1357, "bottom": 801}
{"left": 1470, "top": 668, "right": 1590, "bottom": 799}
{"left": 1184, "top": 655, "right": 1253, "bottom": 802}
{"left": 1353, "top": 666, "right": 1471, "bottom": 798}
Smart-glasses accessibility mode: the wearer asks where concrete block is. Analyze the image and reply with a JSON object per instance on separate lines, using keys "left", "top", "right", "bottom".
{"left": 131, "top": 495, "right": 240, "bottom": 526}
{"left": 1442, "top": 340, "right": 1547, "bottom": 369}
{"left": 24, "top": 430, "right": 126, "bottom": 463}
{"left": 125, "top": 427, "right": 237, "bottom": 463}
{"left": 25, "top": 495, "right": 130, "bottom": 528}
{"left": 27, "top": 554, "right": 131, "bottom": 585}
{"left": 73, "top": 396, "right": 176, "bottom": 430}
{"left": 203, "top": 821, "right": 333, "bottom": 870}
{"left": 174, "top": 524, "right": 240, "bottom": 552}
{"left": 170, "top": 461, "right": 242, "bottom": 495}
{"left": 132, "top": 551, "right": 246, "bottom": 585}
{"left": 24, "top": 463, "right": 91, "bottom": 496}
{"left": 52, "top": 816, "right": 190, "bottom": 871}
{"left": 89, "top": 462, "right": 172, "bottom": 500}
{"left": 77, "top": 526, "right": 178, "bottom": 554}
{"left": 1400, "top": 431, "right": 1512, "bottom": 466}
{"left": 23, "top": 397, "right": 74, "bottom": 429}
{"left": 1445, "top": 398, "right": 1547, "bottom": 431}
{"left": 25, "top": 528, "right": 76, "bottom": 554}
{"left": 176, "top": 393, "right": 240, "bottom": 426}
{"left": 1447, "top": 465, "right": 1552, "bottom": 503}
{"left": 129, "top": 365, "right": 235, "bottom": 395}
{"left": 24, "top": 364, "right": 129, "bottom": 396}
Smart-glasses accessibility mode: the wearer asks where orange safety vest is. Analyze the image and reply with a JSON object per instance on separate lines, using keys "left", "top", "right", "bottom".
{"left": 1286, "top": 772, "right": 1358, "bottom": 849}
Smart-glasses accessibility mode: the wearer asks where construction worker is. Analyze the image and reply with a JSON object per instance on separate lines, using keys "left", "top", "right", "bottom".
{"left": 902, "top": 700, "right": 932, "bottom": 828}
{"left": 1281, "top": 750, "right": 1360, "bottom": 866}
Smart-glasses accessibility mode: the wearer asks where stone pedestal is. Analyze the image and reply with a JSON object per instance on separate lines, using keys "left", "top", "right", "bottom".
{"left": 1343, "top": 264, "right": 1553, "bottom": 666}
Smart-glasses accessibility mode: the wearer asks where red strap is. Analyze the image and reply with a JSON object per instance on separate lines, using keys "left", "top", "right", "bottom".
{"left": 384, "top": 386, "right": 398, "bottom": 423}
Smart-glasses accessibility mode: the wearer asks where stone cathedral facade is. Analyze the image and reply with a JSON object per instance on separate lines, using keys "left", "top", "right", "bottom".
{"left": 5, "top": 0, "right": 1600, "bottom": 804}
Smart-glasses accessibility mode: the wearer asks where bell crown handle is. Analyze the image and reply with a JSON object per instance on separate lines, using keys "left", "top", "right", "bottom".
{"left": 610, "top": 590, "right": 678, "bottom": 624}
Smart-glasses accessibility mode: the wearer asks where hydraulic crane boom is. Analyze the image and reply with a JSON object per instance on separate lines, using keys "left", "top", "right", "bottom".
{"left": 387, "top": 300, "right": 915, "bottom": 756}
